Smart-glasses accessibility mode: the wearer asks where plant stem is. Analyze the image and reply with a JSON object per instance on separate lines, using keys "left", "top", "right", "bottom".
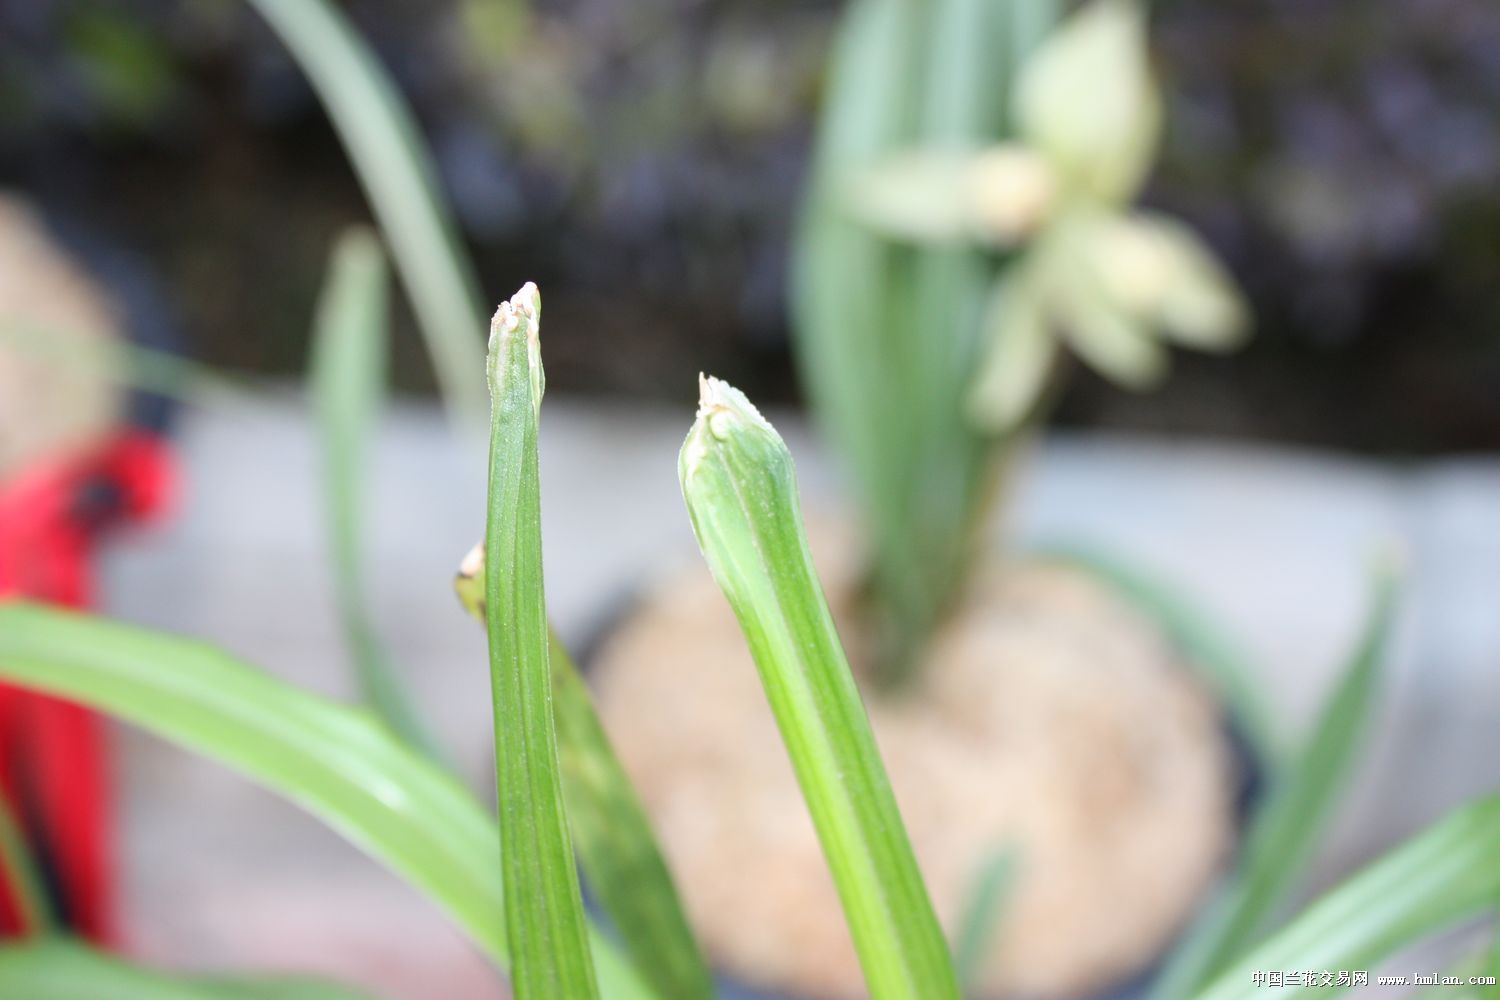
{"left": 456, "top": 546, "right": 714, "bottom": 1000}
{"left": 483, "top": 285, "right": 599, "bottom": 1000}
{"left": 680, "top": 376, "right": 959, "bottom": 1000}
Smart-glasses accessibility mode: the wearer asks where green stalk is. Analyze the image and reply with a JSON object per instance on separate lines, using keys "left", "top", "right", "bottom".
{"left": 309, "top": 229, "right": 441, "bottom": 761}
{"left": 483, "top": 285, "right": 598, "bottom": 1000}
{"left": 792, "top": 0, "right": 1059, "bottom": 683}
{"left": 1155, "top": 568, "right": 1398, "bottom": 998}
{"left": 1192, "top": 793, "right": 1500, "bottom": 1000}
{"left": 679, "top": 376, "right": 959, "bottom": 1000}
{"left": 0, "top": 791, "right": 55, "bottom": 937}
{"left": 247, "top": 0, "right": 488, "bottom": 428}
{"left": 456, "top": 550, "right": 714, "bottom": 1000}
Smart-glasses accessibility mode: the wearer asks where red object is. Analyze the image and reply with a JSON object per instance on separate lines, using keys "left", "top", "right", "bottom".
{"left": 0, "top": 430, "right": 174, "bottom": 943}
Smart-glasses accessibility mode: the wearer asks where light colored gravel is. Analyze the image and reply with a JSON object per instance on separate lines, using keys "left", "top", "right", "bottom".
{"left": 592, "top": 550, "right": 1233, "bottom": 999}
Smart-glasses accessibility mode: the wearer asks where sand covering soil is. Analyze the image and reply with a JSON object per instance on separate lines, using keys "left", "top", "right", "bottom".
{"left": 592, "top": 544, "right": 1234, "bottom": 999}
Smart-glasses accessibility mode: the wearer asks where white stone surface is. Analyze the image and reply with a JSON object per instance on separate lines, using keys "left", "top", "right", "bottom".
{"left": 96, "top": 388, "right": 1500, "bottom": 996}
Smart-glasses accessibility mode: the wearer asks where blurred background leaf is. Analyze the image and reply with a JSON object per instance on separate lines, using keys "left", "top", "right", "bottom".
{"left": 1192, "top": 792, "right": 1500, "bottom": 1000}
{"left": 0, "top": 603, "right": 655, "bottom": 1000}
{"left": 0, "top": 939, "right": 376, "bottom": 1000}
{"left": 309, "top": 227, "right": 442, "bottom": 761}
{"left": 951, "top": 845, "right": 1019, "bottom": 993}
{"left": 1155, "top": 568, "right": 1398, "bottom": 998}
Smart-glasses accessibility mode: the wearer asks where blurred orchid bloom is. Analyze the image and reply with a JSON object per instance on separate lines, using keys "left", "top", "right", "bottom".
{"left": 843, "top": 0, "right": 1249, "bottom": 430}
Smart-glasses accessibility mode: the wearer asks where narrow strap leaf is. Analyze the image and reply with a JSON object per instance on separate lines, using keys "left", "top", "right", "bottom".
{"left": 456, "top": 545, "right": 714, "bottom": 1000}
{"left": 0, "top": 603, "right": 655, "bottom": 1000}
{"left": 483, "top": 285, "right": 599, "bottom": 1000}
{"left": 309, "top": 229, "right": 441, "bottom": 762}
{"left": 552, "top": 638, "right": 715, "bottom": 1000}
{"left": 1486, "top": 919, "right": 1500, "bottom": 985}
{"left": 0, "top": 939, "right": 376, "bottom": 999}
{"left": 246, "top": 0, "right": 488, "bottom": 428}
{"left": 1155, "top": 568, "right": 1399, "bottom": 999}
{"left": 679, "top": 376, "right": 960, "bottom": 1000}
{"left": 951, "top": 845, "right": 1020, "bottom": 993}
{"left": 0, "top": 322, "right": 245, "bottom": 403}
{"left": 1191, "top": 793, "right": 1500, "bottom": 1000}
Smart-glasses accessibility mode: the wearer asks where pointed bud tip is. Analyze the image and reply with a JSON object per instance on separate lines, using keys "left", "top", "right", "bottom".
{"left": 696, "top": 374, "right": 772, "bottom": 435}
{"left": 681, "top": 375, "right": 782, "bottom": 482}
{"left": 458, "top": 542, "right": 484, "bottom": 580}
{"left": 488, "top": 282, "right": 542, "bottom": 346}
{"left": 453, "top": 542, "right": 487, "bottom": 622}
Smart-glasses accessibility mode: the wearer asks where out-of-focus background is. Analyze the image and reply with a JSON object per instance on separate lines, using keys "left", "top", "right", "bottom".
{"left": 1, "top": 1, "right": 1499, "bottom": 997}
{"left": 5, "top": 0, "right": 1500, "bottom": 448}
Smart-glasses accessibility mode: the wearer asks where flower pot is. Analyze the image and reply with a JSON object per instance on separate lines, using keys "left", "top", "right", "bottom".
{"left": 584, "top": 525, "right": 1261, "bottom": 1000}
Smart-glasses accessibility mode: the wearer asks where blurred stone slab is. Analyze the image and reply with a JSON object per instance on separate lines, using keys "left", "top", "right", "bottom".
{"left": 98, "top": 389, "right": 1500, "bottom": 995}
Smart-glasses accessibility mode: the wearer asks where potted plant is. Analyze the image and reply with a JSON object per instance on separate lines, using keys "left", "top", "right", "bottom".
{"left": 584, "top": 1, "right": 1259, "bottom": 996}
{"left": 1, "top": 5, "right": 1479, "bottom": 999}
{"left": 0, "top": 279, "right": 1494, "bottom": 1000}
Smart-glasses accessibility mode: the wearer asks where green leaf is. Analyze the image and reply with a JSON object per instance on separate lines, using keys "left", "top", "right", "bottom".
{"left": 483, "top": 285, "right": 599, "bottom": 1000}
{"left": 793, "top": 0, "right": 1016, "bottom": 683}
{"left": 1486, "top": 921, "right": 1500, "bottom": 986}
{"left": 951, "top": 845, "right": 1019, "bottom": 994}
{"left": 1037, "top": 545, "right": 1282, "bottom": 770}
{"left": 791, "top": 0, "right": 934, "bottom": 680}
{"left": 0, "top": 939, "right": 374, "bottom": 1000}
{"left": 1155, "top": 569, "right": 1399, "bottom": 999}
{"left": 552, "top": 640, "right": 714, "bottom": 1000}
{"left": 0, "top": 322, "right": 246, "bottom": 404}
{"left": 0, "top": 603, "right": 655, "bottom": 1000}
{"left": 309, "top": 228, "right": 441, "bottom": 761}
{"left": 1191, "top": 793, "right": 1500, "bottom": 1000}
{"left": 679, "top": 377, "right": 960, "bottom": 1000}
{"left": 456, "top": 545, "right": 713, "bottom": 1000}
{"left": 246, "top": 0, "right": 488, "bottom": 428}
{"left": 0, "top": 788, "right": 55, "bottom": 936}
{"left": 1003, "top": 0, "right": 1063, "bottom": 102}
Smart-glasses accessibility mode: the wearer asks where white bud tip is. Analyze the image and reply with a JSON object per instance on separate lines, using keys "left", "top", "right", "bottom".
{"left": 489, "top": 282, "right": 541, "bottom": 347}
{"left": 696, "top": 374, "right": 773, "bottom": 436}
{"left": 458, "top": 542, "right": 484, "bottom": 580}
